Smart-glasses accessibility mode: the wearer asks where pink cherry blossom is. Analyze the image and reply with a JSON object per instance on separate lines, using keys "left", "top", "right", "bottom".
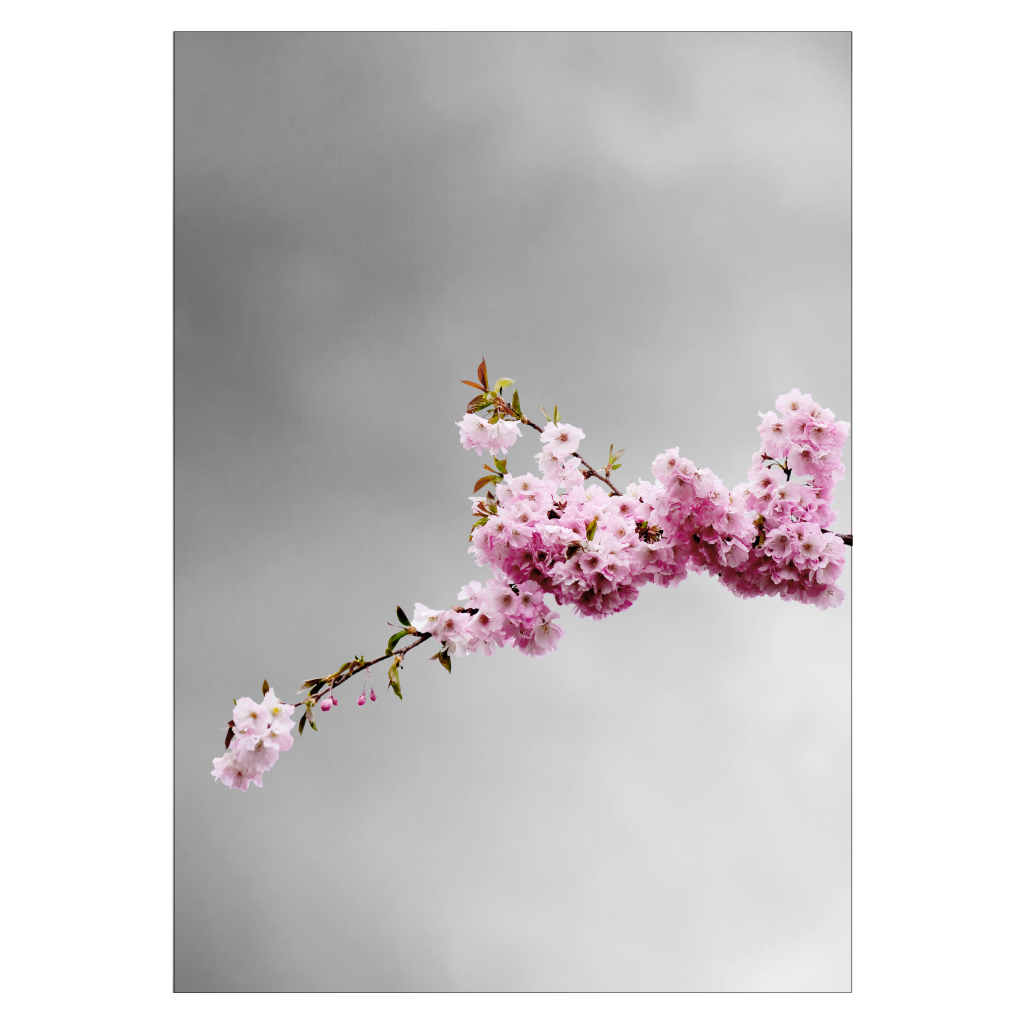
{"left": 457, "top": 413, "right": 493, "bottom": 455}
{"left": 213, "top": 687, "right": 296, "bottom": 791}
{"left": 457, "top": 412, "right": 522, "bottom": 457}
{"left": 211, "top": 750, "right": 263, "bottom": 792}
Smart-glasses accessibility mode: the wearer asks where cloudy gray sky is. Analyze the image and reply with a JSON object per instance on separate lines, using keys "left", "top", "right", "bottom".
{"left": 175, "top": 31, "right": 851, "bottom": 992}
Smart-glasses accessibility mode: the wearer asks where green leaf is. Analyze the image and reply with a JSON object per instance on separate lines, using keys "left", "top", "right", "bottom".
{"left": 232, "top": 698, "right": 237, "bottom": 706}
{"left": 262, "top": 679, "right": 269, "bottom": 696}
{"left": 553, "top": 404, "right": 559, "bottom": 424}
{"left": 586, "top": 517, "right": 598, "bottom": 541}
{"left": 309, "top": 680, "right": 325, "bottom": 697}
{"left": 396, "top": 605, "right": 411, "bottom": 627}
{"left": 386, "top": 629, "right": 409, "bottom": 655}
{"left": 488, "top": 409, "right": 500, "bottom": 424}
{"left": 308, "top": 717, "right": 318, "bottom": 732}
{"left": 336, "top": 662, "right": 352, "bottom": 676}
{"left": 388, "top": 658, "right": 403, "bottom": 699}
{"left": 477, "top": 357, "right": 489, "bottom": 390}
{"left": 538, "top": 404, "right": 551, "bottom": 422}
{"left": 493, "top": 376, "right": 515, "bottom": 393}
{"left": 437, "top": 647, "right": 452, "bottom": 674}
{"left": 492, "top": 456, "right": 507, "bottom": 475}
{"left": 470, "top": 514, "right": 490, "bottom": 540}
{"left": 467, "top": 394, "right": 492, "bottom": 415}
{"left": 298, "top": 712, "right": 306, "bottom": 736}
{"left": 512, "top": 390, "right": 522, "bottom": 418}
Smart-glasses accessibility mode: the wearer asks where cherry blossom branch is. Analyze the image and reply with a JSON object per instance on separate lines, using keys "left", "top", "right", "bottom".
{"left": 213, "top": 360, "right": 854, "bottom": 793}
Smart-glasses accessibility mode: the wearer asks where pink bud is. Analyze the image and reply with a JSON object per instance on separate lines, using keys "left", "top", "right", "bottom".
{"left": 370, "top": 688, "right": 376, "bottom": 701}
{"left": 357, "top": 692, "right": 366, "bottom": 706}
{"left": 332, "top": 694, "right": 338, "bottom": 706}
{"left": 320, "top": 699, "right": 332, "bottom": 712}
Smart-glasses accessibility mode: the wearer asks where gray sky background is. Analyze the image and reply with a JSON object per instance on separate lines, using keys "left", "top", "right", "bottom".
{"left": 175, "top": 32, "right": 851, "bottom": 992}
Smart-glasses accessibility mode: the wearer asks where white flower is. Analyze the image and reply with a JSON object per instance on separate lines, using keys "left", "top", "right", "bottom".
{"left": 492, "top": 419, "right": 522, "bottom": 452}
{"left": 539, "top": 421, "right": 585, "bottom": 458}
{"left": 411, "top": 602, "right": 443, "bottom": 633}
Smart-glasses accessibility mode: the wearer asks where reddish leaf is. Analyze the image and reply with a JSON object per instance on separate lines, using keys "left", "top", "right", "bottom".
{"left": 472, "top": 475, "right": 497, "bottom": 493}
{"left": 477, "top": 357, "right": 488, "bottom": 390}
{"left": 460, "top": 379, "right": 485, "bottom": 391}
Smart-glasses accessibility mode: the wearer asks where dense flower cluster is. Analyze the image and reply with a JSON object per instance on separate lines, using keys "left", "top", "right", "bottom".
{"left": 212, "top": 687, "right": 297, "bottom": 791}
{"left": 456, "top": 388, "right": 849, "bottom": 640}
{"left": 721, "top": 388, "right": 849, "bottom": 608}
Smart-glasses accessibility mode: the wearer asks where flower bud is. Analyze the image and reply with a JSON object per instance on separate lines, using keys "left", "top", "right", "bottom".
{"left": 357, "top": 692, "right": 366, "bottom": 706}
{"left": 370, "top": 688, "right": 376, "bottom": 702}
{"left": 320, "top": 698, "right": 332, "bottom": 712}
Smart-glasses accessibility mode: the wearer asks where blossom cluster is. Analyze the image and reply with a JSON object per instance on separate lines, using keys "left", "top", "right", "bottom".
{"left": 212, "top": 687, "right": 297, "bottom": 791}
{"left": 457, "top": 412, "right": 522, "bottom": 457}
{"left": 411, "top": 576, "right": 564, "bottom": 660}
{"left": 721, "top": 388, "right": 850, "bottom": 608}
{"left": 214, "top": 382, "right": 849, "bottom": 793}
{"left": 456, "top": 389, "right": 849, "bottom": 650}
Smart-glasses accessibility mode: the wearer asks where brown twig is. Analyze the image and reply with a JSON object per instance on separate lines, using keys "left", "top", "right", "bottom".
{"left": 290, "top": 632, "right": 434, "bottom": 706}
{"left": 569, "top": 452, "right": 623, "bottom": 496}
